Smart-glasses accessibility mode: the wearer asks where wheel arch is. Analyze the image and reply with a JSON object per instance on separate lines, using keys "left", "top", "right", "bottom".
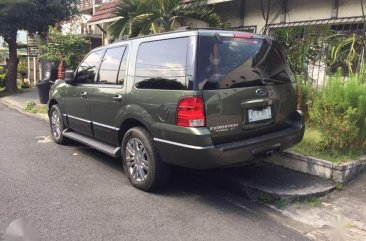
{"left": 48, "top": 99, "right": 58, "bottom": 114}
{"left": 118, "top": 118, "right": 149, "bottom": 145}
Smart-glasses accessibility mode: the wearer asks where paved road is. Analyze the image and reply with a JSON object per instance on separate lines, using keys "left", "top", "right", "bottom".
{"left": 0, "top": 102, "right": 309, "bottom": 241}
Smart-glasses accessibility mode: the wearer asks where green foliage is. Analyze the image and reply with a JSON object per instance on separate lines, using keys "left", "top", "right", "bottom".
{"left": 41, "top": 26, "right": 90, "bottom": 70}
{"left": 24, "top": 100, "right": 37, "bottom": 112}
{"left": 296, "top": 75, "right": 318, "bottom": 121}
{"left": 335, "top": 183, "right": 344, "bottom": 191}
{"left": 327, "top": 33, "right": 365, "bottom": 75}
{"left": 258, "top": 193, "right": 289, "bottom": 209}
{"left": 309, "top": 71, "right": 366, "bottom": 151}
{"left": 290, "top": 127, "right": 363, "bottom": 162}
{"left": 0, "top": 0, "right": 78, "bottom": 36}
{"left": 111, "top": 0, "right": 223, "bottom": 38}
{"left": 274, "top": 26, "right": 331, "bottom": 78}
{"left": 24, "top": 101, "right": 47, "bottom": 114}
{"left": 0, "top": 0, "right": 78, "bottom": 92}
{"left": 0, "top": 66, "right": 6, "bottom": 87}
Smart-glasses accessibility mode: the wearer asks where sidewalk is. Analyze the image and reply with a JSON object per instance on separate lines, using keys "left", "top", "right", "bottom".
{"left": 0, "top": 88, "right": 48, "bottom": 121}
{"left": 276, "top": 172, "right": 366, "bottom": 240}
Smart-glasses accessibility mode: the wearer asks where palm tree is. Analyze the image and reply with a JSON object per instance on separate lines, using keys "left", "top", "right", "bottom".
{"left": 110, "top": 0, "right": 223, "bottom": 39}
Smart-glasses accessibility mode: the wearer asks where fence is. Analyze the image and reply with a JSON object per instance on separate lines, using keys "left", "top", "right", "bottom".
{"left": 231, "top": 16, "right": 366, "bottom": 87}
{"left": 267, "top": 16, "right": 366, "bottom": 87}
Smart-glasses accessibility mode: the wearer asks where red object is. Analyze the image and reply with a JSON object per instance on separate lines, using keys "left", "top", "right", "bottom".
{"left": 176, "top": 96, "right": 205, "bottom": 127}
{"left": 88, "top": 1, "right": 119, "bottom": 24}
{"left": 233, "top": 33, "right": 255, "bottom": 39}
{"left": 57, "top": 59, "right": 65, "bottom": 80}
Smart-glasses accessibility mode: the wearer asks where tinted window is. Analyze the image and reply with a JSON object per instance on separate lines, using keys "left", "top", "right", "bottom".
{"left": 98, "top": 47, "right": 126, "bottom": 85}
{"left": 76, "top": 50, "right": 103, "bottom": 84}
{"left": 197, "top": 36, "right": 295, "bottom": 90}
{"left": 117, "top": 47, "right": 129, "bottom": 85}
{"left": 135, "top": 38, "right": 189, "bottom": 90}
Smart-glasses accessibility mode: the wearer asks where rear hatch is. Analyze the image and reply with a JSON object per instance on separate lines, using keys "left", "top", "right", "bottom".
{"left": 197, "top": 32, "right": 298, "bottom": 144}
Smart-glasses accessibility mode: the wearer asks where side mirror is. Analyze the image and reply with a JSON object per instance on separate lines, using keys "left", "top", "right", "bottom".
{"left": 64, "top": 70, "right": 75, "bottom": 84}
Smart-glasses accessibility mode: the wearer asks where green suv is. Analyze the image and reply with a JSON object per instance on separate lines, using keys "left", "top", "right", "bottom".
{"left": 48, "top": 29, "right": 304, "bottom": 191}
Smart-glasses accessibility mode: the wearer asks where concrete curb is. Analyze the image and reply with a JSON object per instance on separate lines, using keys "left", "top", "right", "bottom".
{"left": 0, "top": 98, "right": 48, "bottom": 122}
{"left": 265, "top": 151, "right": 366, "bottom": 184}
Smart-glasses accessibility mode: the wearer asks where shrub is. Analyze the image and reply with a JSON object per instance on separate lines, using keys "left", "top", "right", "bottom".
{"left": 310, "top": 70, "right": 366, "bottom": 151}
{"left": 0, "top": 66, "right": 6, "bottom": 87}
{"left": 296, "top": 75, "right": 318, "bottom": 122}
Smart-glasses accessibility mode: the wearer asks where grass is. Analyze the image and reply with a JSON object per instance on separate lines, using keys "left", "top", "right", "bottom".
{"left": 290, "top": 127, "right": 364, "bottom": 163}
{"left": 292, "top": 197, "right": 323, "bottom": 208}
{"left": 23, "top": 101, "right": 48, "bottom": 114}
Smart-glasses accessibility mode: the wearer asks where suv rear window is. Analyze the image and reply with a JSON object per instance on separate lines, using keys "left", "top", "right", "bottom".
{"left": 197, "top": 35, "right": 295, "bottom": 90}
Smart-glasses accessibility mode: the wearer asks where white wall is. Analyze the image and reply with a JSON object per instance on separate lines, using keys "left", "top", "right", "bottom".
{"left": 338, "top": 0, "right": 364, "bottom": 17}
{"left": 238, "top": 0, "right": 365, "bottom": 34}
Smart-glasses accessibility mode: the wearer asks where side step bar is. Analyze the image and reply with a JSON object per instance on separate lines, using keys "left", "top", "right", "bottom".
{"left": 63, "top": 130, "right": 121, "bottom": 157}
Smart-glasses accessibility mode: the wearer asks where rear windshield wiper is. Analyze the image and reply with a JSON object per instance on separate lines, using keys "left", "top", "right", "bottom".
{"left": 261, "top": 78, "right": 288, "bottom": 85}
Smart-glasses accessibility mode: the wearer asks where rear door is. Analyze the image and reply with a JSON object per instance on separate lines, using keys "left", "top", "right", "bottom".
{"left": 89, "top": 45, "right": 129, "bottom": 145}
{"left": 197, "top": 33, "right": 297, "bottom": 144}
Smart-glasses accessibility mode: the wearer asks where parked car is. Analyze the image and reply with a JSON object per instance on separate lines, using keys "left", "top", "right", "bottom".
{"left": 48, "top": 29, "right": 305, "bottom": 191}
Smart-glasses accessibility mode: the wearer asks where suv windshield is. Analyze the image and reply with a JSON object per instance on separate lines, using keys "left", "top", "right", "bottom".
{"left": 197, "top": 35, "right": 295, "bottom": 90}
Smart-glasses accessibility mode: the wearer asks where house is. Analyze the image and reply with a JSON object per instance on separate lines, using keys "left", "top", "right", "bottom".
{"left": 87, "top": 0, "right": 121, "bottom": 45}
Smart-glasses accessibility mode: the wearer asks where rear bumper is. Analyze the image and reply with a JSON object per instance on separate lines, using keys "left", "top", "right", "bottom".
{"left": 154, "top": 111, "right": 305, "bottom": 169}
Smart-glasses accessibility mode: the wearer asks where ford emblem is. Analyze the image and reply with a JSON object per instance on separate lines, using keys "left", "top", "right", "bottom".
{"left": 256, "top": 88, "right": 267, "bottom": 96}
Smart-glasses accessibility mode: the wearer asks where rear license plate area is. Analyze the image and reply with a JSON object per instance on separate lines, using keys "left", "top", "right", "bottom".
{"left": 248, "top": 106, "right": 272, "bottom": 123}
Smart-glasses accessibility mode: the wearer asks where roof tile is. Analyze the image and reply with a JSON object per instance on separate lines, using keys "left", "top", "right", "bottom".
{"left": 88, "top": 0, "right": 119, "bottom": 23}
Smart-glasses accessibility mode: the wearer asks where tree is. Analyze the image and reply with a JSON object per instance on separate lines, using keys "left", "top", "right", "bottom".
{"left": 40, "top": 26, "right": 89, "bottom": 70}
{"left": 259, "top": 0, "right": 282, "bottom": 34}
{"left": 0, "top": 0, "right": 78, "bottom": 92}
{"left": 110, "top": 0, "right": 223, "bottom": 39}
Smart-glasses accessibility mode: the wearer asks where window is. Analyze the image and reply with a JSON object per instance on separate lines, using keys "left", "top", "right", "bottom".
{"left": 98, "top": 47, "right": 126, "bottom": 85}
{"left": 135, "top": 38, "right": 189, "bottom": 90}
{"left": 117, "top": 47, "right": 129, "bottom": 85}
{"left": 76, "top": 50, "right": 103, "bottom": 84}
{"left": 197, "top": 36, "right": 294, "bottom": 90}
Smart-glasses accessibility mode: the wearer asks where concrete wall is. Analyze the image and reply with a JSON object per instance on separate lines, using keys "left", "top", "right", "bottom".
{"left": 212, "top": 0, "right": 365, "bottom": 34}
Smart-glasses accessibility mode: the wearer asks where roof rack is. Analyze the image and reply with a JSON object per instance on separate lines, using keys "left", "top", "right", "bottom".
{"left": 174, "top": 26, "right": 226, "bottom": 32}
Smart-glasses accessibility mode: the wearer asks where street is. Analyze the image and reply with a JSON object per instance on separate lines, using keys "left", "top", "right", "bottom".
{"left": 0, "top": 102, "right": 309, "bottom": 241}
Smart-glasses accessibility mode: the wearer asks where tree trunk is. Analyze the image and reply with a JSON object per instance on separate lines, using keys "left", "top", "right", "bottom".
{"left": 4, "top": 31, "right": 18, "bottom": 93}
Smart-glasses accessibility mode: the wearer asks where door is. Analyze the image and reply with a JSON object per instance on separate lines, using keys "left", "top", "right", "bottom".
{"left": 197, "top": 34, "right": 297, "bottom": 144}
{"left": 64, "top": 49, "right": 104, "bottom": 137}
{"left": 89, "top": 45, "right": 129, "bottom": 145}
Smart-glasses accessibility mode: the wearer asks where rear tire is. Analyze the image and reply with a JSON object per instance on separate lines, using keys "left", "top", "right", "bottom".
{"left": 122, "top": 127, "right": 170, "bottom": 191}
{"left": 49, "top": 105, "right": 67, "bottom": 144}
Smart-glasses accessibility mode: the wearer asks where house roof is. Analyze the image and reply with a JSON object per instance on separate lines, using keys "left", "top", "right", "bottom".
{"left": 88, "top": 0, "right": 120, "bottom": 24}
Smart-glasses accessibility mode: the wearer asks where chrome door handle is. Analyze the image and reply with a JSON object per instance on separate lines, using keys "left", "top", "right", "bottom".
{"left": 81, "top": 92, "right": 87, "bottom": 98}
{"left": 113, "top": 95, "right": 123, "bottom": 102}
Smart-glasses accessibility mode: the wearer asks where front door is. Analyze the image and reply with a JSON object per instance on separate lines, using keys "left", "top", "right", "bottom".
{"left": 89, "top": 45, "right": 129, "bottom": 145}
{"left": 64, "top": 49, "right": 104, "bottom": 137}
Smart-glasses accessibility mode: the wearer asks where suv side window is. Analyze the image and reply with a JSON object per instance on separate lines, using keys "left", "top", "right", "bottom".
{"left": 76, "top": 50, "right": 103, "bottom": 84}
{"left": 135, "top": 37, "right": 189, "bottom": 90}
{"left": 117, "top": 47, "right": 129, "bottom": 85}
{"left": 98, "top": 46, "right": 126, "bottom": 85}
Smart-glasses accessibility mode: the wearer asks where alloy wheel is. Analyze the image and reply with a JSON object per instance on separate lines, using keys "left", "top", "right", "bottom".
{"left": 125, "top": 138, "right": 149, "bottom": 182}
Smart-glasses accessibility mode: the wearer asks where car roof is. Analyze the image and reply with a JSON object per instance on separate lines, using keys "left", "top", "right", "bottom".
{"left": 93, "top": 28, "right": 269, "bottom": 51}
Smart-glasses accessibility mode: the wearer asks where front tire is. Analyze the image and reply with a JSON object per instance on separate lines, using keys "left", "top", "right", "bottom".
{"left": 49, "top": 105, "right": 67, "bottom": 144}
{"left": 122, "top": 127, "right": 170, "bottom": 191}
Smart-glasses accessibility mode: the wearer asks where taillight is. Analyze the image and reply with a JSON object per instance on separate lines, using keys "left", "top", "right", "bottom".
{"left": 177, "top": 96, "right": 205, "bottom": 127}
{"left": 233, "top": 33, "right": 255, "bottom": 39}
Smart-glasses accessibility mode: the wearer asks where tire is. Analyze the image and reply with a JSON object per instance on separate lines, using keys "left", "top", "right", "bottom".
{"left": 122, "top": 127, "right": 170, "bottom": 191}
{"left": 49, "top": 104, "right": 67, "bottom": 144}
